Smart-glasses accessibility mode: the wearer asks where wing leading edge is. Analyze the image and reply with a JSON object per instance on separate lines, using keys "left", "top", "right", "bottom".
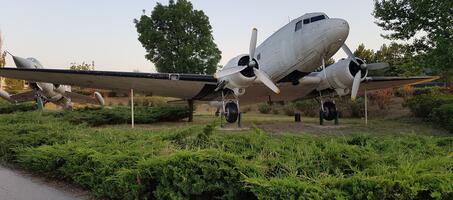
{"left": 0, "top": 68, "right": 218, "bottom": 100}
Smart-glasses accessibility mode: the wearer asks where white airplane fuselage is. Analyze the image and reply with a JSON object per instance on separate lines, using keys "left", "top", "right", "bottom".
{"left": 220, "top": 13, "right": 349, "bottom": 93}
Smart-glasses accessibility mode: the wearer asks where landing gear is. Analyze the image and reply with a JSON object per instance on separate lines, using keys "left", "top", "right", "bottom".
{"left": 219, "top": 91, "right": 241, "bottom": 128}
{"left": 319, "top": 101, "right": 339, "bottom": 125}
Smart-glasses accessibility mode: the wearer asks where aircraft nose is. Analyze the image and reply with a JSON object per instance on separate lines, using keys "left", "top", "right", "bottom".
{"left": 328, "top": 18, "right": 349, "bottom": 43}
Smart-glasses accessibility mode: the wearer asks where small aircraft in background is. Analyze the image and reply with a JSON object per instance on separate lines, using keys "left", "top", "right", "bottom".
{"left": 0, "top": 52, "right": 105, "bottom": 109}
{"left": 0, "top": 12, "right": 437, "bottom": 123}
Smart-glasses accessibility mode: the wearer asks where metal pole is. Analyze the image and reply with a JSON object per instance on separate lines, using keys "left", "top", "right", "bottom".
{"left": 365, "top": 89, "right": 368, "bottom": 125}
{"left": 131, "top": 88, "right": 134, "bottom": 128}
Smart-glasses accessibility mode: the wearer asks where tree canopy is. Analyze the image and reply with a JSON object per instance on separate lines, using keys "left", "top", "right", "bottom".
{"left": 373, "top": 0, "right": 453, "bottom": 82}
{"left": 134, "top": 0, "right": 221, "bottom": 74}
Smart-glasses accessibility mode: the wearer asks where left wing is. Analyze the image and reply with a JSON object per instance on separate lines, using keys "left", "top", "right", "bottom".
{"left": 0, "top": 68, "right": 218, "bottom": 100}
{"left": 360, "top": 76, "right": 439, "bottom": 92}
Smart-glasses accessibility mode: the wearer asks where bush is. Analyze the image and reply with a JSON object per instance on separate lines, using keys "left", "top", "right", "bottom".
{"left": 369, "top": 88, "right": 393, "bottom": 109}
{"left": 52, "top": 106, "right": 190, "bottom": 126}
{"left": 404, "top": 94, "right": 453, "bottom": 119}
{"left": 258, "top": 103, "right": 272, "bottom": 114}
{"left": 413, "top": 86, "right": 441, "bottom": 96}
{"left": 293, "top": 100, "right": 318, "bottom": 117}
{"left": 0, "top": 102, "right": 36, "bottom": 114}
{"left": 430, "top": 104, "right": 453, "bottom": 133}
{"left": 282, "top": 103, "right": 296, "bottom": 116}
{"left": 1, "top": 112, "right": 452, "bottom": 199}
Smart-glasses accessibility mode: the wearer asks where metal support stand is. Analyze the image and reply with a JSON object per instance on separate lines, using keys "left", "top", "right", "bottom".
{"left": 36, "top": 96, "right": 44, "bottom": 111}
{"left": 220, "top": 91, "right": 225, "bottom": 128}
{"left": 188, "top": 99, "right": 194, "bottom": 122}
{"left": 365, "top": 89, "right": 368, "bottom": 126}
{"left": 130, "top": 89, "right": 134, "bottom": 129}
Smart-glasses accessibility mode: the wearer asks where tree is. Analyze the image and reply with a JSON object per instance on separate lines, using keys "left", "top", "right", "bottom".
{"left": 0, "top": 31, "right": 6, "bottom": 68}
{"left": 134, "top": 0, "right": 221, "bottom": 74}
{"left": 373, "top": 43, "right": 423, "bottom": 76}
{"left": 353, "top": 44, "right": 375, "bottom": 63}
{"left": 70, "top": 61, "right": 95, "bottom": 71}
{"left": 373, "top": 0, "right": 453, "bottom": 82}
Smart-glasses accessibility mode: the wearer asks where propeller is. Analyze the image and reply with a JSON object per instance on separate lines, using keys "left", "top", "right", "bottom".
{"left": 342, "top": 43, "right": 390, "bottom": 101}
{"left": 351, "top": 70, "right": 361, "bottom": 101}
{"left": 215, "top": 28, "right": 280, "bottom": 94}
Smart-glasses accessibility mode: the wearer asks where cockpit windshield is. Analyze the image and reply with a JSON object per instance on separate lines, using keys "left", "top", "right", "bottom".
{"left": 310, "top": 15, "right": 326, "bottom": 23}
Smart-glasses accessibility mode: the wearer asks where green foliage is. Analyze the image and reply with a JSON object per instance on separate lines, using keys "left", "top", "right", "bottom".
{"left": 258, "top": 103, "right": 272, "bottom": 114}
{"left": 373, "top": 0, "right": 453, "bottom": 81}
{"left": 282, "top": 103, "right": 296, "bottom": 116}
{"left": 354, "top": 43, "right": 375, "bottom": 63}
{"left": 294, "top": 99, "right": 319, "bottom": 117}
{"left": 0, "top": 102, "right": 36, "bottom": 114}
{"left": 134, "top": 0, "right": 221, "bottom": 74}
{"left": 0, "top": 111, "right": 452, "bottom": 199}
{"left": 69, "top": 61, "right": 94, "bottom": 71}
{"left": 404, "top": 94, "right": 453, "bottom": 119}
{"left": 52, "top": 106, "right": 190, "bottom": 126}
{"left": 431, "top": 104, "right": 453, "bottom": 133}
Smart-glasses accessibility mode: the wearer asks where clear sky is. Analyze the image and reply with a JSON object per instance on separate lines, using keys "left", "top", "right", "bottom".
{"left": 0, "top": 0, "right": 388, "bottom": 72}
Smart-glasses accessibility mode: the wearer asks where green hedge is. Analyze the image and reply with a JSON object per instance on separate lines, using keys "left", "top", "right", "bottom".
{"left": 404, "top": 94, "right": 453, "bottom": 132}
{"left": 51, "top": 106, "right": 190, "bottom": 126}
{"left": 431, "top": 104, "right": 453, "bottom": 133}
{"left": 0, "top": 102, "right": 36, "bottom": 114}
{"left": 0, "top": 112, "right": 452, "bottom": 199}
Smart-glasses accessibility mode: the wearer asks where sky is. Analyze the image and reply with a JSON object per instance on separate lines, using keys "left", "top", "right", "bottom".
{"left": 0, "top": 0, "right": 389, "bottom": 72}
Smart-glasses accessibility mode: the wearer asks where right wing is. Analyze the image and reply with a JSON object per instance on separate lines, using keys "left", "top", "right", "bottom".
{"left": 0, "top": 68, "right": 219, "bottom": 100}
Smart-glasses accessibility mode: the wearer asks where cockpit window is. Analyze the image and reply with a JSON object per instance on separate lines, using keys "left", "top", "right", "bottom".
{"left": 303, "top": 19, "right": 310, "bottom": 24}
{"left": 295, "top": 21, "right": 302, "bottom": 31}
{"left": 310, "top": 15, "right": 326, "bottom": 23}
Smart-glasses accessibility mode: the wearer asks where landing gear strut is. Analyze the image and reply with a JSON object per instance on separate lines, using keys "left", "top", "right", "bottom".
{"left": 219, "top": 91, "right": 241, "bottom": 128}
{"left": 319, "top": 101, "right": 339, "bottom": 125}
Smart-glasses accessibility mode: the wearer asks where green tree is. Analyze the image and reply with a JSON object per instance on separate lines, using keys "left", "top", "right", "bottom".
{"left": 353, "top": 44, "right": 375, "bottom": 63}
{"left": 70, "top": 61, "right": 94, "bottom": 71}
{"left": 373, "top": 43, "right": 423, "bottom": 76}
{"left": 0, "top": 31, "right": 5, "bottom": 68}
{"left": 373, "top": 0, "right": 453, "bottom": 82}
{"left": 134, "top": 0, "right": 221, "bottom": 74}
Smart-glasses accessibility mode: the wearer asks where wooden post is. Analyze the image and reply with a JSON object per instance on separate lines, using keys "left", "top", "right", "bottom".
{"left": 131, "top": 89, "right": 134, "bottom": 128}
{"left": 188, "top": 99, "right": 194, "bottom": 122}
{"left": 365, "top": 89, "right": 368, "bottom": 126}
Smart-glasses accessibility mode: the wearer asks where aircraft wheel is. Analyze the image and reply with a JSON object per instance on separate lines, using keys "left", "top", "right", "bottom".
{"left": 321, "top": 101, "right": 337, "bottom": 121}
{"left": 224, "top": 101, "right": 239, "bottom": 123}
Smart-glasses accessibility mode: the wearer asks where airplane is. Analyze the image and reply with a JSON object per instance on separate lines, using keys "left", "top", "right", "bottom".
{"left": 0, "top": 52, "right": 105, "bottom": 109}
{"left": 0, "top": 12, "right": 438, "bottom": 124}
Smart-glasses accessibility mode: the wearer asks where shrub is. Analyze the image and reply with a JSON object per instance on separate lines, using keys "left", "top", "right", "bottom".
{"left": 0, "top": 102, "right": 36, "bottom": 114}
{"left": 369, "top": 88, "right": 393, "bottom": 109}
{"left": 430, "top": 104, "right": 453, "bottom": 133}
{"left": 52, "top": 106, "right": 190, "bottom": 126}
{"left": 282, "top": 103, "right": 296, "bottom": 116}
{"left": 413, "top": 86, "right": 441, "bottom": 96}
{"left": 293, "top": 100, "right": 318, "bottom": 117}
{"left": 258, "top": 103, "right": 272, "bottom": 114}
{"left": 404, "top": 94, "right": 453, "bottom": 120}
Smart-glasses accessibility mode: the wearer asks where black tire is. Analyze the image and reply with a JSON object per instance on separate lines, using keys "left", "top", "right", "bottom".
{"left": 225, "top": 102, "right": 239, "bottom": 123}
{"left": 322, "top": 101, "right": 337, "bottom": 121}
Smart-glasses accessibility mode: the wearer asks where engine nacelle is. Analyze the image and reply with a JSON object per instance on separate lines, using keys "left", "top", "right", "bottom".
{"left": 317, "top": 58, "right": 368, "bottom": 96}
{"left": 219, "top": 54, "right": 258, "bottom": 95}
{"left": 54, "top": 84, "right": 70, "bottom": 94}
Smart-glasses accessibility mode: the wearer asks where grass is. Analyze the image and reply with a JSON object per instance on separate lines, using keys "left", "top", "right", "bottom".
{"left": 0, "top": 110, "right": 451, "bottom": 199}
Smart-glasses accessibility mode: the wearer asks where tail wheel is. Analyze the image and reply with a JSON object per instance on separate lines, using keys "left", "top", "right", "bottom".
{"left": 224, "top": 101, "right": 239, "bottom": 123}
{"left": 322, "top": 101, "right": 337, "bottom": 121}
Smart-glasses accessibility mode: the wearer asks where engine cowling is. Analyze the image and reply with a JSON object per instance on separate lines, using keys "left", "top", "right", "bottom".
{"left": 317, "top": 58, "right": 368, "bottom": 96}
{"left": 219, "top": 54, "right": 259, "bottom": 95}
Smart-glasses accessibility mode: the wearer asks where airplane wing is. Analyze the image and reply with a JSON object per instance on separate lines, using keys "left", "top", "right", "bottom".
{"left": 0, "top": 68, "right": 218, "bottom": 100}
{"left": 360, "top": 76, "right": 440, "bottom": 92}
{"left": 10, "top": 91, "right": 36, "bottom": 103}
{"left": 64, "top": 92, "right": 99, "bottom": 104}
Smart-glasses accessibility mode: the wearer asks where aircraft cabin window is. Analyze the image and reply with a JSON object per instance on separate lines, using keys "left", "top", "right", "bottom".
{"left": 303, "top": 19, "right": 310, "bottom": 24}
{"left": 310, "top": 15, "right": 326, "bottom": 23}
{"left": 257, "top": 53, "right": 261, "bottom": 60}
{"left": 295, "top": 21, "right": 302, "bottom": 31}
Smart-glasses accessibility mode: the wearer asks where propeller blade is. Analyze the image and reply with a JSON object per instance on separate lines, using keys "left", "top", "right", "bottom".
{"left": 342, "top": 44, "right": 359, "bottom": 65}
{"left": 214, "top": 65, "right": 247, "bottom": 78}
{"left": 351, "top": 70, "right": 362, "bottom": 101}
{"left": 249, "top": 28, "right": 258, "bottom": 63}
{"left": 366, "top": 62, "right": 389, "bottom": 70}
{"left": 253, "top": 68, "right": 280, "bottom": 94}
